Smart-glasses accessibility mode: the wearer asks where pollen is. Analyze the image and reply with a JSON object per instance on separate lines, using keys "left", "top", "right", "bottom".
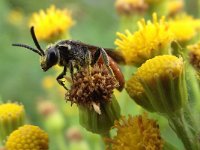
{"left": 6, "top": 125, "right": 49, "bottom": 150}
{"left": 66, "top": 65, "right": 119, "bottom": 114}
{"left": 115, "top": 13, "right": 174, "bottom": 66}
{"left": 29, "top": 5, "right": 75, "bottom": 42}
{"left": 106, "top": 113, "right": 163, "bottom": 150}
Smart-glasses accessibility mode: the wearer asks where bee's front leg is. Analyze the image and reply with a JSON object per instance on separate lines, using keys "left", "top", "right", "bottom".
{"left": 56, "top": 66, "right": 68, "bottom": 90}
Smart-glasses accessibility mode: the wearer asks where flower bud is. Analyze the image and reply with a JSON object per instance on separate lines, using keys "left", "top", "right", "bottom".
{"left": 5, "top": 125, "right": 48, "bottom": 150}
{"left": 0, "top": 102, "right": 25, "bottom": 142}
{"left": 126, "top": 55, "right": 186, "bottom": 114}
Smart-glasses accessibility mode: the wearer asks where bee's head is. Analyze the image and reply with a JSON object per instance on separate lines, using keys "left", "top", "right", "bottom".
{"left": 12, "top": 26, "right": 58, "bottom": 72}
{"left": 40, "top": 45, "right": 59, "bottom": 71}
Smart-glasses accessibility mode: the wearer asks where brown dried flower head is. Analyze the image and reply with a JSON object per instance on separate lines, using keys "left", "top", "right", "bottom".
{"left": 188, "top": 42, "right": 200, "bottom": 71}
{"left": 65, "top": 127, "right": 82, "bottom": 142}
{"left": 115, "top": 0, "right": 148, "bottom": 15}
{"left": 66, "top": 65, "right": 119, "bottom": 114}
{"left": 37, "top": 100, "right": 57, "bottom": 117}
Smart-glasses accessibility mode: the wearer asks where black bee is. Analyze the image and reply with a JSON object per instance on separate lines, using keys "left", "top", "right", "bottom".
{"left": 12, "top": 26, "right": 125, "bottom": 91}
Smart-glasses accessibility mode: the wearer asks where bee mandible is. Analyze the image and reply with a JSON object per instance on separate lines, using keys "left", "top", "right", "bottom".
{"left": 12, "top": 27, "right": 125, "bottom": 91}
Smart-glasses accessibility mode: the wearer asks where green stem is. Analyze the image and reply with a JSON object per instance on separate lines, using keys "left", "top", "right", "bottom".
{"left": 168, "top": 110, "right": 194, "bottom": 150}
{"left": 0, "top": 140, "right": 3, "bottom": 147}
{"left": 101, "top": 131, "right": 111, "bottom": 149}
{"left": 186, "top": 65, "right": 200, "bottom": 110}
{"left": 183, "top": 104, "right": 200, "bottom": 149}
{"left": 56, "top": 133, "right": 68, "bottom": 150}
{"left": 163, "top": 141, "right": 178, "bottom": 150}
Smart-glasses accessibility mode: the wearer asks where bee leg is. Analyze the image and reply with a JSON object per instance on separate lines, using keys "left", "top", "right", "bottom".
{"left": 69, "top": 60, "right": 74, "bottom": 82}
{"left": 56, "top": 66, "right": 68, "bottom": 90}
{"left": 99, "top": 48, "right": 114, "bottom": 76}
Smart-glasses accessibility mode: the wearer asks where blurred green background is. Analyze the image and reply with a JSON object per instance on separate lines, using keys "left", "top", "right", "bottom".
{"left": 0, "top": 0, "right": 199, "bottom": 149}
{"left": 0, "top": 0, "right": 120, "bottom": 149}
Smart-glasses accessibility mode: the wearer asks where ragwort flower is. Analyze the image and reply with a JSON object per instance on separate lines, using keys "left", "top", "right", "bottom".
{"left": 115, "top": 13, "right": 174, "bottom": 66}
{"left": 167, "top": 0, "right": 184, "bottom": 16}
{"left": 6, "top": 125, "right": 48, "bottom": 150}
{"left": 66, "top": 64, "right": 119, "bottom": 114}
{"left": 0, "top": 103, "right": 25, "bottom": 142}
{"left": 169, "top": 13, "right": 200, "bottom": 42}
{"left": 126, "top": 55, "right": 186, "bottom": 114}
{"left": 29, "top": 5, "right": 74, "bottom": 43}
{"left": 106, "top": 113, "right": 163, "bottom": 150}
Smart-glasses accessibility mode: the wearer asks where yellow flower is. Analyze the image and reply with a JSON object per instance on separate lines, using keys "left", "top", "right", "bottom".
{"left": 106, "top": 113, "right": 163, "bottom": 150}
{"left": 126, "top": 55, "right": 186, "bottom": 113}
{"left": 7, "top": 9, "right": 24, "bottom": 26}
{"left": 29, "top": 5, "right": 75, "bottom": 42}
{"left": 115, "top": 0, "right": 147, "bottom": 15}
{"left": 0, "top": 103, "right": 24, "bottom": 120}
{"left": 188, "top": 42, "right": 200, "bottom": 71}
{"left": 42, "top": 75, "right": 56, "bottom": 89}
{"left": 0, "top": 103, "right": 25, "bottom": 142}
{"left": 115, "top": 13, "right": 174, "bottom": 66}
{"left": 6, "top": 125, "right": 48, "bottom": 150}
{"left": 167, "top": 0, "right": 184, "bottom": 16}
{"left": 169, "top": 13, "right": 200, "bottom": 42}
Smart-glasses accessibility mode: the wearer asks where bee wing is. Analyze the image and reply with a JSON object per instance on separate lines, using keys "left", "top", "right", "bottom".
{"left": 103, "top": 48, "right": 125, "bottom": 64}
{"left": 80, "top": 42, "right": 125, "bottom": 64}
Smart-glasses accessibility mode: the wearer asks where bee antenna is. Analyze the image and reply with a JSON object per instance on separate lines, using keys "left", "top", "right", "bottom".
{"left": 30, "top": 26, "right": 44, "bottom": 56}
{"left": 12, "top": 43, "right": 42, "bottom": 56}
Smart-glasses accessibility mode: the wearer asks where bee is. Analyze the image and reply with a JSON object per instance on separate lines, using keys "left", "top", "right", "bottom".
{"left": 12, "top": 26, "right": 125, "bottom": 91}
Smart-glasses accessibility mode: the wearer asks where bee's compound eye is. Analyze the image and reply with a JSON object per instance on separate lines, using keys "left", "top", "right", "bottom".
{"left": 48, "top": 52, "right": 58, "bottom": 65}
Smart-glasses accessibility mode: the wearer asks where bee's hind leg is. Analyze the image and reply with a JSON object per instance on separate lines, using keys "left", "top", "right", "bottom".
{"left": 69, "top": 60, "right": 74, "bottom": 82}
{"left": 98, "top": 48, "right": 114, "bottom": 76}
